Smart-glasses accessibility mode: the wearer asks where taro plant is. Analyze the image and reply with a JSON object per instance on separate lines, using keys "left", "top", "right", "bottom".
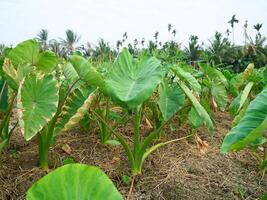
{"left": 221, "top": 87, "right": 267, "bottom": 174}
{"left": 27, "top": 164, "right": 123, "bottom": 200}
{"left": 229, "top": 64, "right": 266, "bottom": 124}
{"left": 0, "top": 46, "right": 26, "bottom": 154}
{"left": 0, "top": 69, "right": 18, "bottom": 153}
{"left": 170, "top": 64, "right": 214, "bottom": 132}
{"left": 198, "top": 63, "right": 229, "bottom": 113}
{"left": 2, "top": 40, "right": 101, "bottom": 169}
{"left": 90, "top": 48, "right": 214, "bottom": 176}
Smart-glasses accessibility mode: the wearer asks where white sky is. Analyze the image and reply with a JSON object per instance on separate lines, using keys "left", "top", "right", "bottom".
{"left": 0, "top": 0, "right": 266, "bottom": 48}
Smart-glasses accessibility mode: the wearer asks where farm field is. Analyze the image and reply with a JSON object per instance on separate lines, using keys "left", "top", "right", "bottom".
{"left": 1, "top": 111, "right": 266, "bottom": 200}
{"left": 0, "top": 13, "right": 267, "bottom": 200}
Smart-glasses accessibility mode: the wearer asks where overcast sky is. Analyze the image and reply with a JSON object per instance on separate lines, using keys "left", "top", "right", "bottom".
{"left": 0, "top": 0, "right": 266, "bottom": 48}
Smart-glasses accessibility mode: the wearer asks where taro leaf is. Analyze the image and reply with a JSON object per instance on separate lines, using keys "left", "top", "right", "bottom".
{"left": 172, "top": 67, "right": 201, "bottom": 93}
{"left": 178, "top": 81, "right": 214, "bottom": 133}
{"left": 199, "top": 63, "right": 228, "bottom": 88}
{"left": 221, "top": 88, "right": 267, "bottom": 153}
{"left": 26, "top": 164, "right": 123, "bottom": 200}
{"left": 8, "top": 40, "right": 39, "bottom": 67}
{"left": 211, "top": 81, "right": 228, "bottom": 111}
{"left": 106, "top": 48, "right": 163, "bottom": 109}
{"left": 229, "top": 82, "right": 254, "bottom": 116}
{"left": 158, "top": 79, "right": 185, "bottom": 121}
{"left": 7, "top": 40, "right": 57, "bottom": 73}
{"left": 61, "top": 62, "right": 79, "bottom": 85}
{"left": 236, "top": 63, "right": 254, "bottom": 89}
{"left": 237, "top": 81, "right": 254, "bottom": 112}
{"left": 69, "top": 55, "right": 105, "bottom": 88}
{"left": 232, "top": 103, "right": 248, "bottom": 127}
{"left": 36, "top": 51, "right": 57, "bottom": 73}
{"left": 200, "top": 96, "right": 212, "bottom": 115}
{"left": 18, "top": 74, "right": 59, "bottom": 140}
{"left": 229, "top": 93, "right": 241, "bottom": 117}
{"left": 188, "top": 107, "right": 203, "bottom": 128}
{"left": 54, "top": 87, "right": 96, "bottom": 135}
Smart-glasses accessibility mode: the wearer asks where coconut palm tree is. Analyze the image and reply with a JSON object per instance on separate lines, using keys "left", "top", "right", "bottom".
{"left": 36, "top": 29, "right": 49, "bottom": 51}
{"left": 92, "top": 38, "right": 115, "bottom": 61}
{"left": 49, "top": 39, "right": 67, "bottom": 57}
{"left": 62, "top": 29, "right": 81, "bottom": 55}
{"left": 228, "top": 15, "right": 239, "bottom": 44}
{"left": 185, "top": 35, "right": 202, "bottom": 65}
{"left": 207, "top": 31, "right": 235, "bottom": 65}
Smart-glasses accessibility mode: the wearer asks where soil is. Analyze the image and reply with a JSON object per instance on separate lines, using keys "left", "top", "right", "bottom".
{"left": 0, "top": 111, "right": 266, "bottom": 200}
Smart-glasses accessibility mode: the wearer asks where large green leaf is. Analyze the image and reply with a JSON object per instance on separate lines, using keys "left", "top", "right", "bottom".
{"left": 106, "top": 48, "right": 163, "bottom": 109}
{"left": 188, "top": 107, "right": 203, "bottom": 128}
{"left": 26, "top": 164, "right": 123, "bottom": 200}
{"left": 211, "top": 81, "right": 228, "bottom": 111}
{"left": 54, "top": 87, "right": 95, "bottom": 135}
{"left": 229, "top": 93, "right": 242, "bottom": 116}
{"left": 237, "top": 81, "right": 254, "bottom": 112}
{"left": 158, "top": 79, "right": 185, "bottom": 121}
{"left": 8, "top": 40, "right": 39, "bottom": 67}
{"left": 18, "top": 74, "right": 59, "bottom": 140}
{"left": 61, "top": 62, "right": 79, "bottom": 85}
{"left": 37, "top": 51, "right": 57, "bottom": 73}
{"left": 221, "top": 88, "right": 267, "bottom": 153}
{"left": 7, "top": 40, "right": 57, "bottom": 73}
{"left": 70, "top": 55, "right": 105, "bottom": 88}
{"left": 172, "top": 67, "right": 201, "bottom": 93}
{"left": 178, "top": 81, "right": 214, "bottom": 132}
{"left": 199, "top": 64, "right": 228, "bottom": 88}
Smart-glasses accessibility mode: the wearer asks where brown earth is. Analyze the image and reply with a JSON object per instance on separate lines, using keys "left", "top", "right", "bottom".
{"left": 0, "top": 111, "right": 266, "bottom": 200}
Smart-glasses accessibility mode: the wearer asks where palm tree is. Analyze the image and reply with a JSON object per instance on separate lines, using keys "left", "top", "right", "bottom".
{"left": 243, "top": 20, "right": 249, "bottom": 44}
{"left": 133, "top": 39, "right": 138, "bottom": 50}
{"left": 185, "top": 35, "right": 202, "bottom": 65}
{"left": 122, "top": 32, "right": 128, "bottom": 43}
{"left": 49, "top": 39, "right": 67, "bottom": 57}
{"left": 36, "top": 29, "right": 49, "bottom": 51}
{"left": 141, "top": 38, "right": 145, "bottom": 47}
{"left": 62, "top": 29, "right": 81, "bottom": 55}
{"left": 78, "top": 42, "right": 92, "bottom": 57}
{"left": 225, "top": 29, "right": 231, "bottom": 37}
{"left": 228, "top": 15, "right": 239, "bottom": 44}
{"left": 92, "top": 38, "right": 115, "bottom": 61}
{"left": 207, "top": 32, "right": 234, "bottom": 65}
{"left": 168, "top": 24, "right": 172, "bottom": 33}
{"left": 254, "top": 23, "right": 263, "bottom": 39}
{"left": 172, "top": 29, "right": 176, "bottom": 39}
{"left": 168, "top": 24, "right": 172, "bottom": 39}
{"left": 154, "top": 31, "right": 159, "bottom": 44}
{"left": 116, "top": 40, "right": 122, "bottom": 51}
